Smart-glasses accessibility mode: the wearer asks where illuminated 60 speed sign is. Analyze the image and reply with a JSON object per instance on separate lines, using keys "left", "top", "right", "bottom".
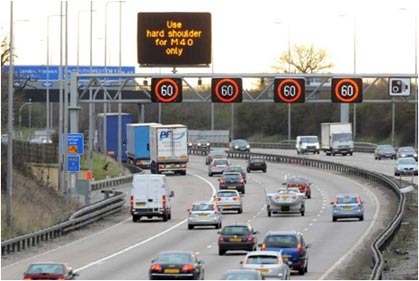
{"left": 151, "top": 78, "right": 182, "bottom": 103}
{"left": 332, "top": 78, "right": 363, "bottom": 103}
{"left": 211, "top": 78, "right": 242, "bottom": 103}
{"left": 274, "top": 78, "right": 305, "bottom": 103}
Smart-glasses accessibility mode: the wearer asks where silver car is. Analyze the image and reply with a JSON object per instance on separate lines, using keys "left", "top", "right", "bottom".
{"left": 187, "top": 201, "right": 222, "bottom": 230}
{"left": 240, "top": 251, "right": 290, "bottom": 280}
{"left": 394, "top": 157, "right": 418, "bottom": 176}
{"left": 208, "top": 158, "right": 231, "bottom": 177}
{"left": 214, "top": 190, "right": 243, "bottom": 213}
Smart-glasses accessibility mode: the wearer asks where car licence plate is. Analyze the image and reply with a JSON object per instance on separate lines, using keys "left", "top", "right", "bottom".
{"left": 223, "top": 205, "right": 232, "bottom": 209}
{"left": 229, "top": 237, "right": 242, "bottom": 242}
{"left": 164, "top": 268, "right": 180, "bottom": 274}
{"left": 198, "top": 213, "right": 208, "bottom": 216}
{"left": 341, "top": 206, "right": 353, "bottom": 210}
{"left": 136, "top": 202, "right": 146, "bottom": 206}
{"left": 257, "top": 269, "right": 269, "bottom": 273}
{"left": 283, "top": 256, "right": 289, "bottom": 262}
{"left": 228, "top": 186, "right": 236, "bottom": 189}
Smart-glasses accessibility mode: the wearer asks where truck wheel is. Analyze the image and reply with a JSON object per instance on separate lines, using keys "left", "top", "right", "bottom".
{"left": 163, "top": 213, "right": 168, "bottom": 222}
{"left": 168, "top": 213, "right": 172, "bottom": 220}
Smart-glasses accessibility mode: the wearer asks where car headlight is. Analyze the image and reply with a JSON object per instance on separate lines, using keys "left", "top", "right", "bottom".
{"left": 197, "top": 143, "right": 202, "bottom": 146}
{"left": 246, "top": 145, "right": 250, "bottom": 148}
{"left": 207, "top": 143, "right": 210, "bottom": 146}
{"left": 235, "top": 146, "right": 239, "bottom": 149}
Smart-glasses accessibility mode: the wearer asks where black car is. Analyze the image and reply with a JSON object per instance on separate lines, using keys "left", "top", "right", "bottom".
{"left": 374, "top": 144, "right": 396, "bottom": 160}
{"left": 219, "top": 172, "right": 245, "bottom": 193}
{"left": 149, "top": 251, "right": 205, "bottom": 280}
{"left": 229, "top": 139, "right": 251, "bottom": 152}
{"left": 247, "top": 158, "right": 267, "bottom": 173}
{"left": 218, "top": 224, "right": 259, "bottom": 255}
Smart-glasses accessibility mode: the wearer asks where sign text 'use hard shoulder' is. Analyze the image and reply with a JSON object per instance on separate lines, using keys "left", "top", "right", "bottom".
{"left": 137, "top": 12, "right": 212, "bottom": 66}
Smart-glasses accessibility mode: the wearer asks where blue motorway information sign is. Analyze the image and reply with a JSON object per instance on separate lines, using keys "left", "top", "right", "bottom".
{"left": 68, "top": 155, "right": 80, "bottom": 173}
{"left": 3, "top": 65, "right": 135, "bottom": 81}
{"left": 67, "top": 133, "right": 84, "bottom": 154}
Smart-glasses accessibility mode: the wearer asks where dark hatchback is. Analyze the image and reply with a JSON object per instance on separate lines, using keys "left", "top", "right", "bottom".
{"left": 219, "top": 172, "right": 245, "bottom": 194}
{"left": 218, "top": 224, "right": 259, "bottom": 255}
{"left": 247, "top": 158, "right": 267, "bottom": 173}
{"left": 149, "top": 251, "right": 205, "bottom": 280}
{"left": 23, "top": 262, "right": 79, "bottom": 280}
{"left": 259, "top": 230, "right": 310, "bottom": 275}
{"left": 374, "top": 144, "right": 396, "bottom": 160}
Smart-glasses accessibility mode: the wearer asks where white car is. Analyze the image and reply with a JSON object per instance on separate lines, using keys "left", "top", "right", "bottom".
{"left": 214, "top": 190, "right": 243, "bottom": 214}
{"left": 208, "top": 158, "right": 231, "bottom": 177}
{"left": 187, "top": 201, "right": 222, "bottom": 229}
{"left": 240, "top": 250, "right": 290, "bottom": 279}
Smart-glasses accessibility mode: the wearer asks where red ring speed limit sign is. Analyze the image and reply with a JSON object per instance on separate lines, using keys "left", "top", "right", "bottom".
{"left": 274, "top": 78, "right": 305, "bottom": 103}
{"left": 211, "top": 78, "right": 243, "bottom": 103}
{"left": 332, "top": 78, "right": 363, "bottom": 103}
{"left": 151, "top": 78, "right": 182, "bottom": 103}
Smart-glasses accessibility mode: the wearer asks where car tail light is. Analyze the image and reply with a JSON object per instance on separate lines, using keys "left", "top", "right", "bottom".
{"left": 219, "top": 236, "right": 225, "bottom": 242}
{"left": 181, "top": 163, "right": 187, "bottom": 168}
{"left": 215, "top": 197, "right": 221, "bottom": 201}
{"left": 130, "top": 195, "right": 134, "bottom": 209}
{"left": 162, "top": 195, "right": 166, "bottom": 209}
{"left": 246, "top": 235, "right": 254, "bottom": 242}
{"left": 57, "top": 277, "right": 66, "bottom": 280}
{"left": 182, "top": 265, "right": 194, "bottom": 272}
{"left": 297, "top": 243, "right": 303, "bottom": 255}
{"left": 151, "top": 264, "right": 162, "bottom": 271}
{"left": 23, "top": 278, "right": 32, "bottom": 280}
{"left": 333, "top": 198, "right": 338, "bottom": 207}
{"left": 158, "top": 164, "right": 165, "bottom": 169}
{"left": 277, "top": 258, "right": 282, "bottom": 265}
{"left": 233, "top": 197, "right": 240, "bottom": 201}
{"left": 260, "top": 243, "right": 266, "bottom": 250}
{"left": 243, "top": 257, "right": 248, "bottom": 264}
{"left": 220, "top": 179, "right": 226, "bottom": 184}
{"left": 238, "top": 179, "right": 244, "bottom": 184}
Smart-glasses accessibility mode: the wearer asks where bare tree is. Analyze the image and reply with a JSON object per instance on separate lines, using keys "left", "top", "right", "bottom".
{"left": 1, "top": 36, "right": 11, "bottom": 67}
{"left": 272, "top": 43, "right": 334, "bottom": 73}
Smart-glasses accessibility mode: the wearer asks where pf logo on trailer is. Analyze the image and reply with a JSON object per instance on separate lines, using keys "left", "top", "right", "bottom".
{"left": 274, "top": 78, "right": 305, "bottom": 103}
{"left": 389, "top": 78, "right": 410, "bottom": 97}
{"left": 331, "top": 78, "right": 363, "bottom": 103}
{"left": 211, "top": 78, "right": 242, "bottom": 103}
{"left": 151, "top": 78, "right": 182, "bottom": 103}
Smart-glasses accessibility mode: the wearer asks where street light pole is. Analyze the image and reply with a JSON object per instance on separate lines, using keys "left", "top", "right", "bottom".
{"left": 6, "top": 1, "right": 14, "bottom": 227}
{"left": 19, "top": 100, "right": 32, "bottom": 128}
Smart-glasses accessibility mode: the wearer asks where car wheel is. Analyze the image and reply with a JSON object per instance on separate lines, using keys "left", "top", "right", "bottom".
{"left": 298, "top": 266, "right": 305, "bottom": 275}
{"left": 168, "top": 213, "right": 172, "bottom": 220}
{"left": 218, "top": 249, "right": 225, "bottom": 256}
{"left": 332, "top": 217, "right": 337, "bottom": 222}
{"left": 360, "top": 216, "right": 364, "bottom": 221}
{"left": 132, "top": 215, "right": 138, "bottom": 223}
{"left": 242, "top": 189, "right": 245, "bottom": 194}
{"left": 208, "top": 173, "right": 213, "bottom": 177}
{"left": 305, "top": 261, "right": 308, "bottom": 273}
{"left": 301, "top": 210, "right": 305, "bottom": 216}
{"left": 162, "top": 213, "right": 168, "bottom": 222}
{"left": 247, "top": 169, "right": 250, "bottom": 173}
{"left": 188, "top": 224, "right": 194, "bottom": 230}
{"left": 267, "top": 207, "right": 271, "bottom": 217}
{"left": 263, "top": 169, "right": 266, "bottom": 173}
{"left": 238, "top": 208, "right": 243, "bottom": 214}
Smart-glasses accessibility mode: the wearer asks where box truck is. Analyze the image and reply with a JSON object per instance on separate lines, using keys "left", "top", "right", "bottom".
{"left": 150, "top": 124, "right": 188, "bottom": 175}
{"left": 130, "top": 174, "right": 174, "bottom": 222}
{"left": 321, "top": 122, "right": 353, "bottom": 156}
{"left": 126, "top": 123, "right": 160, "bottom": 168}
{"left": 96, "top": 113, "right": 132, "bottom": 161}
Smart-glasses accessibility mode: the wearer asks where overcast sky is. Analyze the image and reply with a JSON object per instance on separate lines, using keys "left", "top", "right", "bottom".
{"left": 0, "top": 0, "right": 417, "bottom": 76}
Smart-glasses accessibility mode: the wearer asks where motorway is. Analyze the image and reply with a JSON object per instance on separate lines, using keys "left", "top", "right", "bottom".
{"left": 1, "top": 150, "right": 408, "bottom": 280}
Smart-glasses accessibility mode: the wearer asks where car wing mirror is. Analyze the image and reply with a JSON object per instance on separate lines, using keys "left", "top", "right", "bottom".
{"left": 199, "top": 260, "right": 205, "bottom": 265}
{"left": 254, "top": 231, "right": 260, "bottom": 234}
{"left": 73, "top": 272, "right": 80, "bottom": 277}
{"left": 170, "top": 191, "right": 175, "bottom": 197}
{"left": 306, "top": 243, "right": 312, "bottom": 248}
{"left": 240, "top": 261, "right": 243, "bottom": 265}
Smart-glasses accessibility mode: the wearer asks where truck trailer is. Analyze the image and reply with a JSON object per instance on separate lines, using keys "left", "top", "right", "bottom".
{"left": 96, "top": 113, "right": 132, "bottom": 161}
{"left": 321, "top": 122, "right": 353, "bottom": 156}
{"left": 126, "top": 123, "right": 160, "bottom": 168}
{"left": 149, "top": 124, "right": 188, "bottom": 175}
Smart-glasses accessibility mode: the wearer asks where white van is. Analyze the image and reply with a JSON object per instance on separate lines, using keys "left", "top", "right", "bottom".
{"left": 130, "top": 174, "right": 174, "bottom": 222}
{"left": 296, "top": 136, "right": 320, "bottom": 154}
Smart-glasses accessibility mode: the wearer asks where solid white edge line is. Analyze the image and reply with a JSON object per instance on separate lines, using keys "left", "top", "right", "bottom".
{"left": 318, "top": 176, "right": 381, "bottom": 280}
{"left": 74, "top": 171, "right": 216, "bottom": 273}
